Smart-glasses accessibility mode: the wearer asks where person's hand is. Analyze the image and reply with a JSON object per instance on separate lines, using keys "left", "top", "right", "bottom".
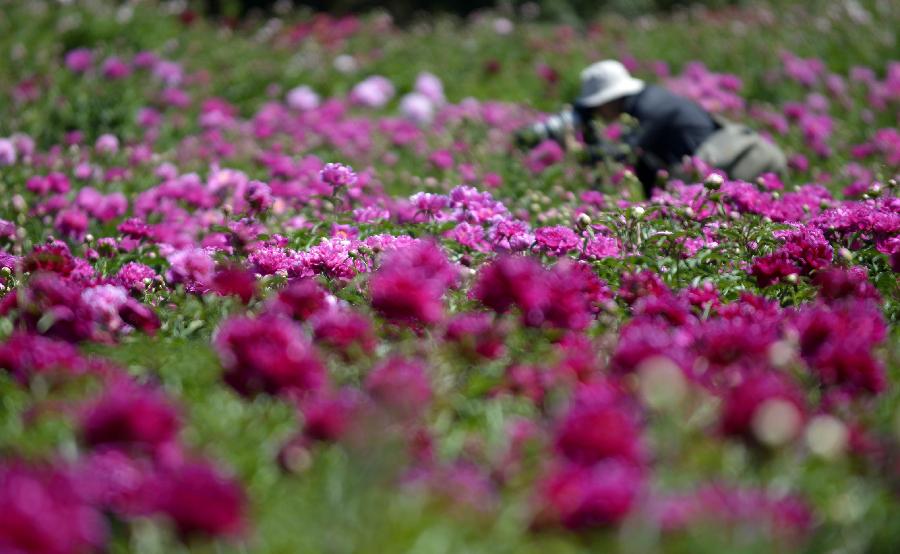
{"left": 514, "top": 127, "right": 539, "bottom": 149}
{"left": 564, "top": 128, "right": 582, "bottom": 153}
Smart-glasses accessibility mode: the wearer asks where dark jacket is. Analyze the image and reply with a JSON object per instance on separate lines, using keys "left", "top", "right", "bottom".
{"left": 584, "top": 85, "right": 718, "bottom": 194}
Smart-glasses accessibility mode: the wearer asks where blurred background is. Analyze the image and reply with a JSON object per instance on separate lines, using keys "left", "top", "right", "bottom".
{"left": 201, "top": 0, "right": 748, "bottom": 21}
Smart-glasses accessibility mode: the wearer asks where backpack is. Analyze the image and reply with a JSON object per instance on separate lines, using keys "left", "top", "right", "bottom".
{"left": 695, "top": 116, "right": 787, "bottom": 181}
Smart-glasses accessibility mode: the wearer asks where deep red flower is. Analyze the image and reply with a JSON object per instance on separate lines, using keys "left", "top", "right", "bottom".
{"left": 311, "top": 308, "right": 376, "bottom": 355}
{"left": 534, "top": 461, "right": 642, "bottom": 530}
{"left": 0, "top": 332, "right": 87, "bottom": 384}
{"left": 554, "top": 399, "right": 644, "bottom": 466}
{"left": 0, "top": 464, "right": 108, "bottom": 554}
{"left": 370, "top": 242, "right": 456, "bottom": 326}
{"left": 365, "top": 357, "right": 432, "bottom": 418}
{"left": 719, "top": 372, "right": 806, "bottom": 441}
{"left": 21, "top": 243, "right": 75, "bottom": 276}
{"left": 118, "top": 299, "right": 161, "bottom": 335}
{"left": 156, "top": 462, "right": 245, "bottom": 539}
{"left": 215, "top": 315, "right": 326, "bottom": 398}
{"left": 273, "top": 279, "right": 328, "bottom": 321}
{"left": 210, "top": 267, "right": 256, "bottom": 304}
{"left": 472, "top": 255, "right": 549, "bottom": 316}
{"left": 81, "top": 380, "right": 180, "bottom": 452}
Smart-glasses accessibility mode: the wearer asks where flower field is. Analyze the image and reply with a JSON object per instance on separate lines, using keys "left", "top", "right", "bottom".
{"left": 0, "top": 0, "right": 898, "bottom": 552}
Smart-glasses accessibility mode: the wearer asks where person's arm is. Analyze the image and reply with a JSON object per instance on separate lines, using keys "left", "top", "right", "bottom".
{"left": 620, "top": 109, "right": 672, "bottom": 154}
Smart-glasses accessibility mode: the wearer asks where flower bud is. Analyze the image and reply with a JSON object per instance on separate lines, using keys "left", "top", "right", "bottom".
{"left": 704, "top": 173, "right": 724, "bottom": 190}
{"left": 805, "top": 415, "right": 847, "bottom": 460}
{"left": 576, "top": 213, "right": 592, "bottom": 230}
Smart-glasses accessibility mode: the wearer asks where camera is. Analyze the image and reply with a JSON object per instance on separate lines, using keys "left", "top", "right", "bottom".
{"left": 515, "top": 105, "right": 583, "bottom": 148}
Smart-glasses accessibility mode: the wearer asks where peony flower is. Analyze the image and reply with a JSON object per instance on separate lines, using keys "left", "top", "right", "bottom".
{"left": 155, "top": 461, "right": 245, "bottom": 538}
{"left": 554, "top": 396, "right": 643, "bottom": 466}
{"left": 399, "top": 92, "right": 434, "bottom": 125}
{"left": 534, "top": 225, "right": 580, "bottom": 256}
{"left": 65, "top": 48, "right": 93, "bottom": 73}
{"left": 286, "top": 85, "right": 320, "bottom": 111}
{"left": 311, "top": 308, "right": 376, "bottom": 355}
{"left": 81, "top": 379, "right": 180, "bottom": 452}
{"left": 0, "top": 138, "right": 16, "bottom": 166}
{"left": 319, "top": 162, "right": 357, "bottom": 191}
{"left": 525, "top": 139, "right": 564, "bottom": 173}
{"left": 350, "top": 75, "right": 395, "bottom": 108}
{"left": 215, "top": 315, "right": 326, "bottom": 398}
{"left": 719, "top": 372, "right": 806, "bottom": 444}
{"left": 0, "top": 333, "right": 87, "bottom": 385}
{"left": 370, "top": 241, "right": 457, "bottom": 326}
{"left": 414, "top": 72, "right": 445, "bottom": 105}
{"left": 0, "top": 464, "right": 108, "bottom": 553}
{"left": 365, "top": 357, "right": 432, "bottom": 418}
{"left": 534, "top": 461, "right": 643, "bottom": 530}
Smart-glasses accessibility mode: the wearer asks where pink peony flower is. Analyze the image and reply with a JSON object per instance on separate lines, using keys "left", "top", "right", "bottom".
{"left": 65, "top": 48, "right": 93, "bottom": 73}
{"left": 350, "top": 75, "right": 395, "bottom": 108}
{"left": 286, "top": 85, "right": 320, "bottom": 111}
{"left": 534, "top": 225, "right": 580, "bottom": 256}
{"left": 525, "top": 140, "right": 564, "bottom": 173}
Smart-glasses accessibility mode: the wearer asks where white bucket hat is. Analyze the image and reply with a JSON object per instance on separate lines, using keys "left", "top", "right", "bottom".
{"left": 575, "top": 60, "right": 645, "bottom": 108}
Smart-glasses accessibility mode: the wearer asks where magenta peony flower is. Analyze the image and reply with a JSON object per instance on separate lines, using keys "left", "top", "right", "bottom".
{"left": 0, "top": 464, "right": 108, "bottom": 554}
{"left": 534, "top": 225, "right": 580, "bottom": 256}
{"left": 525, "top": 140, "right": 564, "bottom": 174}
{"left": 101, "top": 57, "right": 130, "bottom": 79}
{"left": 114, "top": 262, "right": 157, "bottom": 294}
{"left": 534, "top": 461, "right": 643, "bottom": 530}
{"left": 65, "top": 48, "right": 93, "bottom": 73}
{"left": 81, "top": 379, "right": 180, "bottom": 452}
{"left": 271, "top": 279, "right": 328, "bottom": 321}
{"left": 365, "top": 357, "right": 432, "bottom": 418}
{"left": 792, "top": 301, "right": 887, "bottom": 395}
{"left": 210, "top": 267, "right": 256, "bottom": 304}
{"left": 311, "top": 308, "right": 376, "bottom": 355}
{"left": 117, "top": 299, "right": 161, "bottom": 335}
{"left": 299, "top": 388, "right": 368, "bottom": 443}
{"left": 215, "top": 315, "right": 326, "bottom": 398}
{"left": 155, "top": 461, "right": 245, "bottom": 538}
{"left": 319, "top": 162, "right": 357, "bottom": 191}
{"left": 0, "top": 333, "right": 87, "bottom": 384}
{"left": 444, "top": 312, "right": 506, "bottom": 359}
{"left": 812, "top": 266, "right": 880, "bottom": 302}
{"left": 719, "top": 372, "right": 806, "bottom": 442}
{"left": 428, "top": 149, "right": 454, "bottom": 170}
{"left": 11, "top": 273, "right": 95, "bottom": 342}
{"left": 554, "top": 396, "right": 643, "bottom": 466}
{"left": 22, "top": 242, "right": 75, "bottom": 277}
{"left": 166, "top": 248, "right": 215, "bottom": 291}
{"left": 53, "top": 209, "right": 89, "bottom": 240}
{"left": 472, "top": 255, "right": 548, "bottom": 315}
{"left": 370, "top": 241, "right": 457, "bottom": 326}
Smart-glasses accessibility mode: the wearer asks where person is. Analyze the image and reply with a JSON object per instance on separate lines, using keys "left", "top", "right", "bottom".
{"left": 517, "top": 60, "right": 787, "bottom": 196}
